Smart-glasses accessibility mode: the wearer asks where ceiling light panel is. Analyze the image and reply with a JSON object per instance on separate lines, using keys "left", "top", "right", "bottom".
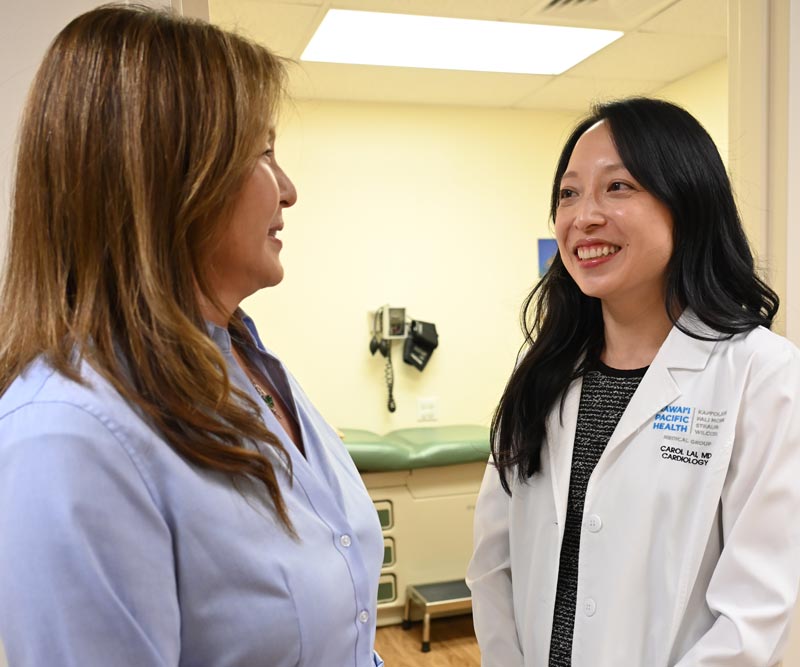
{"left": 301, "top": 9, "right": 623, "bottom": 76}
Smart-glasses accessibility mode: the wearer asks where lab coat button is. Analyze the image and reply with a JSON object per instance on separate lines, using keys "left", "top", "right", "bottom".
{"left": 584, "top": 598, "right": 597, "bottom": 616}
{"left": 586, "top": 514, "right": 603, "bottom": 533}
{"left": 358, "top": 610, "right": 370, "bottom": 623}
{"left": 340, "top": 534, "right": 352, "bottom": 547}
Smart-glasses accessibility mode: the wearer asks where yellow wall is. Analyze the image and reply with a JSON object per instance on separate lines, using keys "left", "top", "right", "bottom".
{"left": 243, "top": 60, "right": 730, "bottom": 435}
{"left": 656, "top": 58, "right": 729, "bottom": 164}
{"left": 0, "top": 8, "right": 729, "bottom": 440}
{"left": 243, "top": 101, "right": 577, "bottom": 433}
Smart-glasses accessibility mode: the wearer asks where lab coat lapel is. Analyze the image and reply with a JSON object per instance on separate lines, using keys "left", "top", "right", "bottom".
{"left": 603, "top": 314, "right": 717, "bottom": 459}
{"left": 548, "top": 376, "right": 582, "bottom": 533}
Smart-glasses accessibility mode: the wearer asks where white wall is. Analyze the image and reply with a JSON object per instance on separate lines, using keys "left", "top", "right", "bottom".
{"left": 0, "top": 0, "right": 102, "bottom": 269}
{"left": 0, "top": 0, "right": 169, "bottom": 274}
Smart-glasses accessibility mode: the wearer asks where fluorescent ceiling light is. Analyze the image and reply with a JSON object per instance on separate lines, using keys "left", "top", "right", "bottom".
{"left": 301, "top": 9, "right": 623, "bottom": 76}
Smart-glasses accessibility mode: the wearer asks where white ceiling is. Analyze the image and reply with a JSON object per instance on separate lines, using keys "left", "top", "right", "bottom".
{"left": 207, "top": 0, "right": 727, "bottom": 111}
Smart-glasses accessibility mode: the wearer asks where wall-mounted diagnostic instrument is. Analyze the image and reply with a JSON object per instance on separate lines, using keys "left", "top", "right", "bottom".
{"left": 368, "top": 305, "right": 439, "bottom": 412}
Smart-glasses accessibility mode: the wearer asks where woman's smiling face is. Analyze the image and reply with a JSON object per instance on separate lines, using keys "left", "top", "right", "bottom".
{"left": 205, "top": 129, "right": 298, "bottom": 315}
{"left": 555, "top": 120, "right": 674, "bottom": 310}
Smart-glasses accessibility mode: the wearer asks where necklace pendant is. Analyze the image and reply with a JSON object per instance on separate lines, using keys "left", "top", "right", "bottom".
{"left": 254, "top": 383, "right": 281, "bottom": 420}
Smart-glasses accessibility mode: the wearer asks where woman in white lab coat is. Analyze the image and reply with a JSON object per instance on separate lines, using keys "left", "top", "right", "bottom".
{"left": 467, "top": 97, "right": 800, "bottom": 667}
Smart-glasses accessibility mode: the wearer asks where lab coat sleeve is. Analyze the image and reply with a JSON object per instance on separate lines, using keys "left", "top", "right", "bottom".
{"left": 0, "top": 403, "right": 180, "bottom": 666}
{"left": 673, "top": 343, "right": 800, "bottom": 666}
{"left": 467, "top": 461, "right": 525, "bottom": 666}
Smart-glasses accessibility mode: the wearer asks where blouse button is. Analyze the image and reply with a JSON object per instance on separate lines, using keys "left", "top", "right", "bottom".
{"left": 340, "top": 534, "right": 352, "bottom": 548}
{"left": 358, "top": 610, "right": 369, "bottom": 624}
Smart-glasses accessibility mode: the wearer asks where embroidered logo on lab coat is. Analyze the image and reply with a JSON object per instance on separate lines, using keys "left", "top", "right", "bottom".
{"left": 653, "top": 405, "right": 692, "bottom": 432}
{"left": 653, "top": 405, "right": 728, "bottom": 467}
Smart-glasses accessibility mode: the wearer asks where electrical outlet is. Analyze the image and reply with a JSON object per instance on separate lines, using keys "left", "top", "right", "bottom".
{"left": 417, "top": 397, "right": 438, "bottom": 422}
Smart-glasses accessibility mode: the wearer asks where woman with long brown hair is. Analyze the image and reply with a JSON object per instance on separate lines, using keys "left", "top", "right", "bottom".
{"left": 0, "top": 5, "right": 384, "bottom": 665}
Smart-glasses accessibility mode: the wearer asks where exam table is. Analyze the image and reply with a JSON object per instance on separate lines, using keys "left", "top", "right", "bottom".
{"left": 340, "top": 425, "right": 490, "bottom": 627}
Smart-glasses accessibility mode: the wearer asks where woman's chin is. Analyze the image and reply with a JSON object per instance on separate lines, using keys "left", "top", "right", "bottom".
{"left": 259, "top": 266, "right": 285, "bottom": 290}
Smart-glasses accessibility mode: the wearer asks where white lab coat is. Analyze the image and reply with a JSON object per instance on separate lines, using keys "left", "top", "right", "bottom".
{"left": 468, "top": 316, "right": 800, "bottom": 667}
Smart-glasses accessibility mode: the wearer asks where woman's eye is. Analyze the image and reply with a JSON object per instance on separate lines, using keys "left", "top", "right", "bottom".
{"left": 609, "top": 181, "right": 632, "bottom": 192}
{"left": 262, "top": 148, "right": 274, "bottom": 160}
{"left": 559, "top": 188, "right": 576, "bottom": 200}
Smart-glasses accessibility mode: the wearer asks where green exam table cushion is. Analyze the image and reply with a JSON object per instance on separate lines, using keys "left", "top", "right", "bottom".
{"left": 339, "top": 425, "right": 490, "bottom": 471}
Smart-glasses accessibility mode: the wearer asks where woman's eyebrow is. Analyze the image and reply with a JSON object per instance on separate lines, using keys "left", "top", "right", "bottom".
{"left": 561, "top": 162, "right": 627, "bottom": 181}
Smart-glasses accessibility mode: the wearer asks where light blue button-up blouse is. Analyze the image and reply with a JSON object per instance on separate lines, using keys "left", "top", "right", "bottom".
{"left": 0, "top": 316, "right": 384, "bottom": 666}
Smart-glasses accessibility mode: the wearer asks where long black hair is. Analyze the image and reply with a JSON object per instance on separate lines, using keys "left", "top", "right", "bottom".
{"left": 492, "top": 97, "right": 779, "bottom": 494}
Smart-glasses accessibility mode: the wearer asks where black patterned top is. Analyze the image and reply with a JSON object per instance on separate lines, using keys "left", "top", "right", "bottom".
{"left": 548, "top": 361, "right": 647, "bottom": 667}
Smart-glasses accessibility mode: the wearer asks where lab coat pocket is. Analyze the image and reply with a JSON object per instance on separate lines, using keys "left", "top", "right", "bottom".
{"left": 652, "top": 403, "right": 735, "bottom": 476}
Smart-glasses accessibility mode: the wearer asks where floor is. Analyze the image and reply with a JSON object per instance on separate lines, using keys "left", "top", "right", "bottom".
{"left": 375, "top": 614, "right": 481, "bottom": 667}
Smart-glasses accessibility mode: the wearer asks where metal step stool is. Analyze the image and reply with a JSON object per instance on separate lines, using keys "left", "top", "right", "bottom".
{"left": 401, "top": 579, "right": 473, "bottom": 652}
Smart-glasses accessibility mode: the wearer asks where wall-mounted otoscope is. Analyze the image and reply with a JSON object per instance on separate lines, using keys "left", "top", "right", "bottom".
{"left": 368, "top": 305, "right": 439, "bottom": 413}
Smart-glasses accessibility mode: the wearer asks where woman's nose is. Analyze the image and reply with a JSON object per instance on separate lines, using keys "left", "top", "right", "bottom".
{"left": 573, "top": 192, "right": 605, "bottom": 230}
{"left": 279, "top": 169, "right": 297, "bottom": 208}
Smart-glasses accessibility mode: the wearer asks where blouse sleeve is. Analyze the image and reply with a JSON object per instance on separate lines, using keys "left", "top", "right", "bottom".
{"left": 0, "top": 402, "right": 180, "bottom": 666}
{"left": 673, "top": 342, "right": 800, "bottom": 666}
{"left": 467, "top": 461, "right": 525, "bottom": 666}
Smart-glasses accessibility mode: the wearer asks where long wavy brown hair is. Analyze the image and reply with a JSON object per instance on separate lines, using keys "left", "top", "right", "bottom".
{"left": 0, "top": 4, "right": 296, "bottom": 529}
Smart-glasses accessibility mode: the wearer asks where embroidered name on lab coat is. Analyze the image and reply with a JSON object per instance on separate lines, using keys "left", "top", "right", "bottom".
{"left": 653, "top": 405, "right": 728, "bottom": 467}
